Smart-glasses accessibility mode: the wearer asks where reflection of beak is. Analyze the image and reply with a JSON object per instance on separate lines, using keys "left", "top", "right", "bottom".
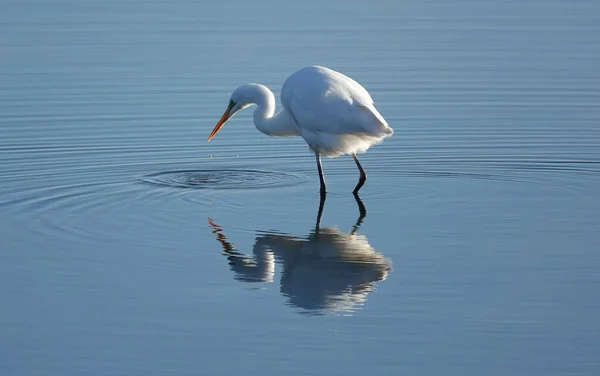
{"left": 208, "top": 101, "right": 235, "bottom": 141}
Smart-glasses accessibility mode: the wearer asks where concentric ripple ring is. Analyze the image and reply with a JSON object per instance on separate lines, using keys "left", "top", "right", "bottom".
{"left": 140, "top": 169, "right": 305, "bottom": 190}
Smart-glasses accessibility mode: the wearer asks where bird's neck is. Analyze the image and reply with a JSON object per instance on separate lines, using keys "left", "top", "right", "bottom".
{"left": 250, "top": 85, "right": 299, "bottom": 137}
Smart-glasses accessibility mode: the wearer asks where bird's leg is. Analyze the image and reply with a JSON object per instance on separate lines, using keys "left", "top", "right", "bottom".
{"left": 315, "top": 151, "right": 327, "bottom": 195}
{"left": 352, "top": 153, "right": 367, "bottom": 194}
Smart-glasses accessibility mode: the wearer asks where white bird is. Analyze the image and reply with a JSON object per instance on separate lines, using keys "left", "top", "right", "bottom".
{"left": 208, "top": 65, "right": 393, "bottom": 194}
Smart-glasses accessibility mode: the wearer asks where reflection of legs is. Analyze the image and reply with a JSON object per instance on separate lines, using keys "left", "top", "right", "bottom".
{"left": 315, "top": 192, "right": 326, "bottom": 233}
{"left": 351, "top": 193, "right": 367, "bottom": 235}
{"left": 352, "top": 153, "right": 367, "bottom": 194}
{"left": 315, "top": 151, "right": 327, "bottom": 195}
{"left": 315, "top": 192, "right": 366, "bottom": 235}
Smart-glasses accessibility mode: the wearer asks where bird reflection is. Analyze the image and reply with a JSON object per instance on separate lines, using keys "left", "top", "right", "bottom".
{"left": 209, "top": 194, "right": 392, "bottom": 316}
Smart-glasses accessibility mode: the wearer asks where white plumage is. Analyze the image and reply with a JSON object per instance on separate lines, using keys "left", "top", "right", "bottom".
{"left": 208, "top": 65, "right": 393, "bottom": 194}
{"left": 281, "top": 66, "right": 392, "bottom": 156}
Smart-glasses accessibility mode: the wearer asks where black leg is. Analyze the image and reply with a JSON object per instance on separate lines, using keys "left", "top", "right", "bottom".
{"left": 315, "top": 151, "right": 327, "bottom": 195}
{"left": 352, "top": 153, "right": 367, "bottom": 194}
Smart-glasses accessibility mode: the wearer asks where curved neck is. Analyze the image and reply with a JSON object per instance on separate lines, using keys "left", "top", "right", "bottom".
{"left": 238, "top": 84, "right": 299, "bottom": 137}
{"left": 249, "top": 84, "right": 276, "bottom": 131}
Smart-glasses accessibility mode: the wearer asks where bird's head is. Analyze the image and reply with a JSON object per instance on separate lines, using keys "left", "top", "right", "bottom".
{"left": 207, "top": 85, "right": 258, "bottom": 141}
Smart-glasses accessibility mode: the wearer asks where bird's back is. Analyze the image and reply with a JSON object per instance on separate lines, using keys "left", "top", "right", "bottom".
{"left": 281, "top": 66, "right": 393, "bottom": 156}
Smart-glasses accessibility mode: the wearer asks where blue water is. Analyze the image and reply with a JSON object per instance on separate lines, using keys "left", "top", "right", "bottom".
{"left": 2, "top": 1, "right": 600, "bottom": 375}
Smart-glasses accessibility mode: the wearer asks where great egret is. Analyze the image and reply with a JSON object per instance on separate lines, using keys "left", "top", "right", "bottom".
{"left": 208, "top": 65, "right": 393, "bottom": 194}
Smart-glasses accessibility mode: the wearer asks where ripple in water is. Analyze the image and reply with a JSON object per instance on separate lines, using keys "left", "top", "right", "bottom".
{"left": 140, "top": 169, "right": 306, "bottom": 190}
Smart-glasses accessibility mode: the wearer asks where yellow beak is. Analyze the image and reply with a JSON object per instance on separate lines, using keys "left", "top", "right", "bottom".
{"left": 208, "top": 101, "right": 235, "bottom": 141}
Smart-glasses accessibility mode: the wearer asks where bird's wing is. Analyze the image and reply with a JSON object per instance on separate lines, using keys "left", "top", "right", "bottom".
{"left": 281, "top": 67, "right": 389, "bottom": 136}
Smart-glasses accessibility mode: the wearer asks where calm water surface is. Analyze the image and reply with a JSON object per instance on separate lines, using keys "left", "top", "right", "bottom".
{"left": 2, "top": 0, "right": 600, "bottom": 375}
